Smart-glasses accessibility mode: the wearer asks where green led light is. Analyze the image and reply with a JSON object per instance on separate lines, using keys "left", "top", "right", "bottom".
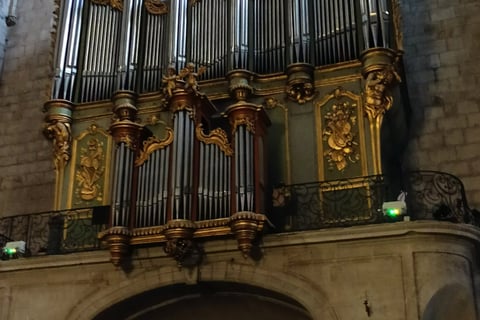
{"left": 386, "top": 208, "right": 400, "bottom": 217}
{"left": 3, "top": 247, "right": 17, "bottom": 256}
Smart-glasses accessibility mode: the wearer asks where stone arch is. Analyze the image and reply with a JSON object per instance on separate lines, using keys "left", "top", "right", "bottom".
{"left": 422, "top": 283, "right": 477, "bottom": 320}
{"left": 68, "top": 261, "right": 338, "bottom": 320}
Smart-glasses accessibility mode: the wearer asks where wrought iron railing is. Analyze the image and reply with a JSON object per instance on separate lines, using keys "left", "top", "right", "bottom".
{"left": 405, "top": 170, "right": 476, "bottom": 225}
{"left": 0, "top": 171, "right": 476, "bottom": 257}
{"left": 0, "top": 208, "right": 106, "bottom": 257}
{"left": 272, "top": 171, "right": 477, "bottom": 231}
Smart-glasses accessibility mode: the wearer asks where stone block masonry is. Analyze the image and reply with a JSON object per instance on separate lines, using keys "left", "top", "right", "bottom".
{"left": 402, "top": 0, "right": 480, "bottom": 209}
{"left": 0, "top": 0, "right": 56, "bottom": 216}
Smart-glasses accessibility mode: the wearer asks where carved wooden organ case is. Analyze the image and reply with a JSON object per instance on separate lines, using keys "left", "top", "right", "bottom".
{"left": 44, "top": 0, "right": 408, "bottom": 265}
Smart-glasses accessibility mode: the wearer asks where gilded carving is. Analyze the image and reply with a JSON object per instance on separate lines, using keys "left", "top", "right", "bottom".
{"left": 145, "top": 0, "right": 168, "bottom": 15}
{"left": 76, "top": 137, "right": 105, "bottom": 201}
{"left": 195, "top": 124, "right": 233, "bottom": 156}
{"left": 91, "top": 0, "right": 123, "bottom": 11}
{"left": 323, "top": 101, "right": 360, "bottom": 171}
{"left": 135, "top": 127, "right": 174, "bottom": 166}
{"left": 177, "top": 62, "right": 207, "bottom": 94}
{"left": 286, "top": 82, "right": 314, "bottom": 104}
{"left": 162, "top": 66, "right": 177, "bottom": 98}
{"left": 232, "top": 117, "right": 255, "bottom": 134}
{"left": 364, "top": 66, "right": 400, "bottom": 120}
{"left": 44, "top": 120, "right": 71, "bottom": 170}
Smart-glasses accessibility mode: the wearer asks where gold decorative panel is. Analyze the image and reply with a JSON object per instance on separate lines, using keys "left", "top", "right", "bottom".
{"left": 68, "top": 124, "right": 113, "bottom": 208}
{"left": 315, "top": 88, "right": 367, "bottom": 181}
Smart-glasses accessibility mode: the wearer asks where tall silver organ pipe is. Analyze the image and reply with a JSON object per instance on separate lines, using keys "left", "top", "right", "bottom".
{"left": 135, "top": 146, "right": 170, "bottom": 227}
{"left": 51, "top": 0, "right": 83, "bottom": 100}
{"left": 234, "top": 125, "right": 255, "bottom": 212}
{"left": 111, "top": 142, "right": 135, "bottom": 226}
{"left": 230, "top": 0, "right": 249, "bottom": 70}
{"left": 169, "top": 0, "right": 188, "bottom": 70}
{"left": 360, "top": 0, "right": 391, "bottom": 49}
{"left": 80, "top": 2, "right": 121, "bottom": 102}
{"left": 51, "top": 0, "right": 397, "bottom": 101}
{"left": 170, "top": 110, "right": 195, "bottom": 220}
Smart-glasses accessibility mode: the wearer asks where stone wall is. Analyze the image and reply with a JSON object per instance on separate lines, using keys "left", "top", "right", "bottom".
{"left": 0, "top": 222, "right": 478, "bottom": 320}
{"left": 401, "top": 0, "right": 480, "bottom": 208}
{"left": 0, "top": 0, "right": 55, "bottom": 215}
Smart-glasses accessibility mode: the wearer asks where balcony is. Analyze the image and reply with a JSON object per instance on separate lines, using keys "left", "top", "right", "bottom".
{"left": 1, "top": 171, "right": 477, "bottom": 260}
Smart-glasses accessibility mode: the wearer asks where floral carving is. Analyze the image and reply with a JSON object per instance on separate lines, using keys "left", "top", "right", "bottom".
{"left": 323, "top": 101, "right": 360, "bottom": 171}
{"left": 76, "top": 138, "right": 104, "bottom": 201}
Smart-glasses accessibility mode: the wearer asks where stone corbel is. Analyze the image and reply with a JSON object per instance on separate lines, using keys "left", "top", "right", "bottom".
{"left": 285, "top": 63, "right": 315, "bottom": 104}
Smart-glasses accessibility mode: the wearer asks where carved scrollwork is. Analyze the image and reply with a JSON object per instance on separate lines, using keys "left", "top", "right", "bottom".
{"left": 145, "top": 0, "right": 168, "bottom": 15}
{"left": 91, "top": 0, "right": 123, "bottom": 11}
{"left": 135, "top": 127, "right": 174, "bottom": 166}
{"left": 44, "top": 120, "right": 71, "bottom": 170}
{"left": 323, "top": 101, "right": 360, "bottom": 171}
{"left": 196, "top": 124, "right": 233, "bottom": 156}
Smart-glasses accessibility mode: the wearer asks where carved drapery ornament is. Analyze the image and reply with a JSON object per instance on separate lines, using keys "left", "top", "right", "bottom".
{"left": 44, "top": 121, "right": 72, "bottom": 170}
{"left": 323, "top": 101, "right": 360, "bottom": 171}
{"left": 91, "top": 0, "right": 123, "bottom": 11}
{"left": 145, "top": 0, "right": 168, "bottom": 15}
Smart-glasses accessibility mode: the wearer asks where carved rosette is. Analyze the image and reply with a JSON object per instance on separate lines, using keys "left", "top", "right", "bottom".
{"left": 99, "top": 226, "right": 131, "bottom": 266}
{"left": 43, "top": 99, "right": 74, "bottom": 170}
{"left": 110, "top": 91, "right": 142, "bottom": 150}
{"left": 229, "top": 212, "right": 266, "bottom": 258}
{"left": 286, "top": 63, "right": 315, "bottom": 104}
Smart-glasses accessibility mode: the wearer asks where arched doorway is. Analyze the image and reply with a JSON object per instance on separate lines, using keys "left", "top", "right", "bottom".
{"left": 93, "top": 282, "right": 312, "bottom": 320}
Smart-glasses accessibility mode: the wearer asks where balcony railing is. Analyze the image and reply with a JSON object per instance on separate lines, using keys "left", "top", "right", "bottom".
{"left": 273, "top": 171, "right": 478, "bottom": 231}
{"left": 0, "top": 171, "right": 477, "bottom": 257}
{"left": 0, "top": 207, "right": 106, "bottom": 258}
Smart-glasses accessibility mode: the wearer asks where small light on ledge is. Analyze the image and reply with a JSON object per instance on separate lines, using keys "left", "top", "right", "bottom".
{"left": 383, "top": 201, "right": 407, "bottom": 221}
{"left": 1, "top": 240, "right": 25, "bottom": 260}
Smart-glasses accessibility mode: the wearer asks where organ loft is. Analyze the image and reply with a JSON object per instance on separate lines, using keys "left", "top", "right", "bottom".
{"left": 43, "top": 0, "right": 410, "bottom": 266}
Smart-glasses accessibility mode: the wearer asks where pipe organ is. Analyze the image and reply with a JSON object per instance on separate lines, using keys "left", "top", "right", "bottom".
{"left": 52, "top": 0, "right": 399, "bottom": 103}
{"left": 93, "top": 69, "right": 270, "bottom": 266}
{"left": 44, "top": 0, "right": 406, "bottom": 265}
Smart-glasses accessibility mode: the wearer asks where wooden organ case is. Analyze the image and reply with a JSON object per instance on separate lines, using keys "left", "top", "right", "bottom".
{"left": 100, "top": 69, "right": 270, "bottom": 266}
